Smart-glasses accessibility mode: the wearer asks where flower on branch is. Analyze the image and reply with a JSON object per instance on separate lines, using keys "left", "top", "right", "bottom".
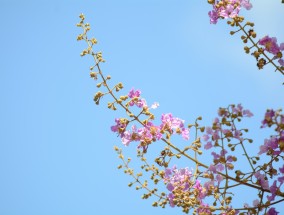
{"left": 208, "top": 0, "right": 252, "bottom": 24}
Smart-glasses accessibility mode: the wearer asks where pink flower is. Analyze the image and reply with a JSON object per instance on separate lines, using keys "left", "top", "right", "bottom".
{"left": 243, "top": 109, "right": 253, "bottom": 117}
{"left": 280, "top": 43, "right": 284, "bottom": 51}
{"left": 258, "top": 137, "right": 279, "bottom": 155}
{"left": 128, "top": 88, "right": 141, "bottom": 98}
{"left": 181, "top": 128, "right": 190, "bottom": 140}
{"left": 193, "top": 180, "right": 207, "bottom": 200}
{"left": 279, "top": 165, "right": 284, "bottom": 174}
{"left": 111, "top": 118, "right": 128, "bottom": 134}
{"left": 206, "top": 126, "right": 213, "bottom": 135}
{"left": 121, "top": 131, "right": 132, "bottom": 146}
{"left": 259, "top": 36, "right": 282, "bottom": 55}
{"left": 278, "top": 176, "right": 284, "bottom": 184}
{"left": 202, "top": 134, "right": 210, "bottom": 141}
{"left": 219, "top": 4, "right": 240, "bottom": 19}
{"left": 208, "top": 9, "right": 218, "bottom": 24}
{"left": 267, "top": 180, "right": 278, "bottom": 201}
{"left": 160, "top": 113, "right": 190, "bottom": 140}
{"left": 204, "top": 141, "right": 213, "bottom": 150}
{"left": 128, "top": 88, "right": 148, "bottom": 108}
{"left": 279, "top": 58, "right": 284, "bottom": 66}
{"left": 196, "top": 203, "right": 212, "bottom": 215}
{"left": 216, "top": 174, "right": 224, "bottom": 183}
{"left": 261, "top": 109, "right": 276, "bottom": 128}
{"left": 240, "top": 0, "right": 252, "bottom": 10}
{"left": 266, "top": 208, "right": 279, "bottom": 215}
{"left": 254, "top": 171, "right": 269, "bottom": 189}
{"left": 253, "top": 199, "right": 259, "bottom": 207}
{"left": 208, "top": 0, "right": 252, "bottom": 24}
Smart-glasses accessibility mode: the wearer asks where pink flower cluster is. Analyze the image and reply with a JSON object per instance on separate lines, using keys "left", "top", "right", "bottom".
{"left": 164, "top": 166, "right": 237, "bottom": 214}
{"left": 164, "top": 166, "right": 193, "bottom": 205}
{"left": 111, "top": 89, "right": 190, "bottom": 148}
{"left": 255, "top": 109, "right": 284, "bottom": 206}
{"left": 208, "top": 0, "right": 252, "bottom": 24}
{"left": 128, "top": 88, "right": 148, "bottom": 108}
{"left": 259, "top": 109, "right": 284, "bottom": 155}
{"left": 164, "top": 166, "right": 207, "bottom": 208}
{"left": 258, "top": 36, "right": 284, "bottom": 67}
{"left": 161, "top": 113, "right": 190, "bottom": 140}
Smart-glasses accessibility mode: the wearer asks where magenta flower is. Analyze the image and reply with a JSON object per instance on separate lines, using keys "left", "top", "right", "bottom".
{"left": 267, "top": 180, "right": 278, "bottom": 201}
{"left": 216, "top": 174, "right": 223, "bottom": 183}
{"left": 208, "top": 0, "right": 252, "bottom": 24}
{"left": 258, "top": 137, "right": 279, "bottom": 155}
{"left": 128, "top": 88, "right": 147, "bottom": 108}
{"left": 121, "top": 131, "right": 132, "bottom": 146}
{"left": 261, "top": 109, "right": 275, "bottom": 128}
{"left": 208, "top": 163, "right": 224, "bottom": 173}
{"left": 259, "top": 36, "right": 282, "bottom": 55}
{"left": 181, "top": 128, "right": 190, "bottom": 140}
{"left": 266, "top": 208, "right": 279, "bottom": 215}
{"left": 208, "top": 10, "right": 218, "bottom": 24}
{"left": 219, "top": 4, "right": 240, "bottom": 19}
{"left": 279, "top": 165, "right": 284, "bottom": 174}
{"left": 204, "top": 141, "right": 213, "bottom": 150}
{"left": 111, "top": 118, "right": 128, "bottom": 134}
{"left": 240, "top": 0, "right": 252, "bottom": 10}
{"left": 196, "top": 203, "right": 212, "bottom": 215}
{"left": 254, "top": 171, "right": 269, "bottom": 189}
{"left": 279, "top": 58, "right": 284, "bottom": 66}
{"left": 193, "top": 180, "right": 207, "bottom": 200}
{"left": 278, "top": 176, "right": 284, "bottom": 185}
{"left": 202, "top": 134, "right": 210, "bottom": 141}
{"left": 128, "top": 88, "right": 141, "bottom": 98}
{"left": 243, "top": 109, "right": 253, "bottom": 117}
{"left": 164, "top": 166, "right": 199, "bottom": 207}
{"left": 160, "top": 113, "right": 190, "bottom": 140}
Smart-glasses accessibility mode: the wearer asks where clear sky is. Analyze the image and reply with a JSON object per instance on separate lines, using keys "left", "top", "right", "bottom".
{"left": 0, "top": 0, "right": 284, "bottom": 214}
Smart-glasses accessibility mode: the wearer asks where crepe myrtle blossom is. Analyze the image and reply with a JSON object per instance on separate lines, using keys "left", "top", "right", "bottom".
{"left": 258, "top": 136, "right": 281, "bottom": 155}
{"left": 128, "top": 88, "right": 160, "bottom": 110}
{"left": 258, "top": 36, "right": 284, "bottom": 67}
{"left": 128, "top": 88, "right": 147, "bottom": 108}
{"left": 278, "top": 165, "right": 284, "bottom": 185}
{"left": 196, "top": 203, "right": 212, "bottom": 215}
{"left": 254, "top": 171, "right": 269, "bottom": 190}
{"left": 164, "top": 166, "right": 207, "bottom": 208}
{"left": 261, "top": 109, "right": 276, "bottom": 128}
{"left": 111, "top": 113, "right": 190, "bottom": 146}
{"left": 111, "top": 118, "right": 128, "bottom": 135}
{"left": 259, "top": 36, "right": 284, "bottom": 56}
{"left": 111, "top": 89, "right": 190, "bottom": 146}
{"left": 208, "top": 0, "right": 252, "bottom": 24}
{"left": 266, "top": 207, "right": 279, "bottom": 215}
{"left": 161, "top": 113, "right": 190, "bottom": 140}
{"left": 117, "top": 123, "right": 163, "bottom": 147}
{"left": 164, "top": 166, "right": 193, "bottom": 207}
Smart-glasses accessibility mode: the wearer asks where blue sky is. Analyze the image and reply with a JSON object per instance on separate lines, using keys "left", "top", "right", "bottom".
{"left": 0, "top": 0, "right": 284, "bottom": 214}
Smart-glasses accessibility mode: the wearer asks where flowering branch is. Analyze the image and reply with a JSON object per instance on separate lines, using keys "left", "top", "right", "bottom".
{"left": 76, "top": 1, "right": 284, "bottom": 213}
{"left": 208, "top": 0, "right": 284, "bottom": 82}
